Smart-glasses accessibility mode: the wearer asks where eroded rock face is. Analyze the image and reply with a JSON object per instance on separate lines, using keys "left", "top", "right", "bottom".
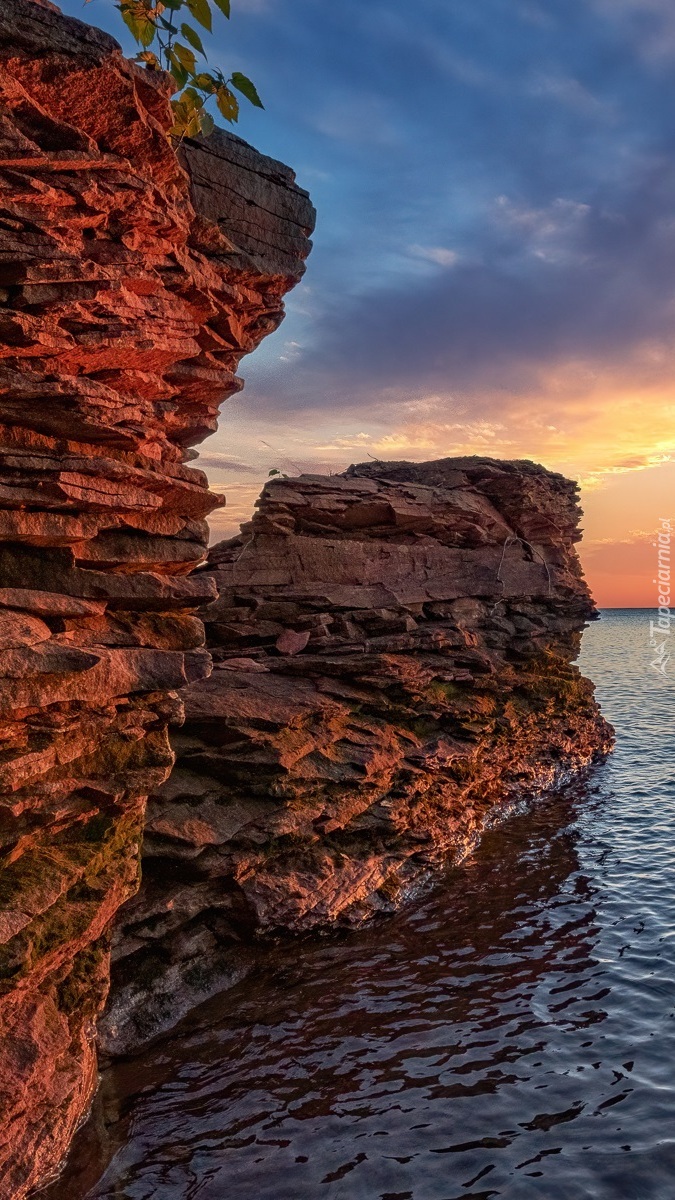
{"left": 0, "top": 1, "right": 314, "bottom": 1193}
{"left": 103, "top": 457, "right": 613, "bottom": 1054}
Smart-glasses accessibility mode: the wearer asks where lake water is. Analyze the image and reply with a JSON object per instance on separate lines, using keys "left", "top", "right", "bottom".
{"left": 48, "top": 609, "right": 675, "bottom": 1200}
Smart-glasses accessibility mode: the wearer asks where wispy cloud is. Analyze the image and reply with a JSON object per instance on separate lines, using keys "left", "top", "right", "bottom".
{"left": 408, "top": 244, "right": 459, "bottom": 267}
{"left": 195, "top": 454, "right": 258, "bottom": 474}
{"left": 591, "top": 0, "right": 675, "bottom": 63}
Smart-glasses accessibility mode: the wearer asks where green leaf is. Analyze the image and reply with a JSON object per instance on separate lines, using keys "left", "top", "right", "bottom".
{"left": 172, "top": 41, "right": 197, "bottom": 71}
{"left": 120, "top": 5, "right": 156, "bottom": 46}
{"left": 168, "top": 54, "right": 190, "bottom": 87}
{"left": 194, "top": 72, "right": 217, "bottom": 91}
{"left": 170, "top": 94, "right": 214, "bottom": 140}
{"left": 140, "top": 19, "right": 157, "bottom": 46}
{"left": 186, "top": 0, "right": 212, "bottom": 32}
{"left": 181, "top": 86, "right": 202, "bottom": 108}
{"left": 216, "top": 84, "right": 239, "bottom": 122}
{"left": 121, "top": 1, "right": 157, "bottom": 45}
{"left": 212, "top": 0, "right": 230, "bottom": 15}
{"left": 180, "top": 22, "right": 206, "bottom": 56}
{"left": 230, "top": 72, "right": 264, "bottom": 109}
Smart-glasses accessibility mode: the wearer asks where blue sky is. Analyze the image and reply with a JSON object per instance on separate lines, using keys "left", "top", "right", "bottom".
{"left": 60, "top": 0, "right": 675, "bottom": 602}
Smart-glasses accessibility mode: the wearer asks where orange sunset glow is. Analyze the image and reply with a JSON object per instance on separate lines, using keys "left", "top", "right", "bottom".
{"left": 66, "top": 0, "right": 671, "bottom": 614}
{"left": 60, "top": 0, "right": 675, "bottom": 610}
{"left": 200, "top": 367, "right": 675, "bottom": 609}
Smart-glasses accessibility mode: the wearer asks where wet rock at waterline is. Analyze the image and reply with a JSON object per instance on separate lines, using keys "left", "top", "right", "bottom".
{"left": 102, "top": 456, "right": 613, "bottom": 1055}
{"left": 0, "top": 2, "right": 613, "bottom": 1192}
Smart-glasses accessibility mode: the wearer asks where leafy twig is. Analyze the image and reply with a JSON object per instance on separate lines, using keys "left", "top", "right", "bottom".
{"left": 86, "top": 0, "right": 264, "bottom": 139}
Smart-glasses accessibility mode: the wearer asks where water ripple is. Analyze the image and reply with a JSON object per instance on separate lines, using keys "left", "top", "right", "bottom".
{"left": 47, "top": 611, "right": 675, "bottom": 1200}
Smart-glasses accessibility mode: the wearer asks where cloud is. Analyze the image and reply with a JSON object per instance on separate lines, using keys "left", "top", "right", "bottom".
{"left": 207, "top": 482, "right": 262, "bottom": 543}
{"left": 492, "top": 195, "right": 592, "bottom": 263}
{"left": 527, "top": 73, "right": 609, "bottom": 116}
{"left": 408, "top": 245, "right": 459, "bottom": 268}
{"left": 194, "top": 454, "right": 258, "bottom": 473}
{"left": 310, "top": 93, "right": 400, "bottom": 146}
{"left": 590, "top": 0, "right": 675, "bottom": 63}
{"left": 58, "top": 0, "right": 675, "bottom": 606}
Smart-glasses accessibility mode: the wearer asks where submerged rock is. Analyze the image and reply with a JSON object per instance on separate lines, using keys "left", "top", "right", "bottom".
{"left": 103, "top": 457, "right": 613, "bottom": 1054}
{"left": 0, "top": 0, "right": 314, "bottom": 1193}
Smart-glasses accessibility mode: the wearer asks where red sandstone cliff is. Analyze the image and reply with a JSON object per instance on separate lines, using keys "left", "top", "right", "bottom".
{"left": 0, "top": 2, "right": 314, "bottom": 1194}
{"left": 0, "top": 3, "right": 613, "bottom": 1191}
{"left": 102, "top": 458, "right": 613, "bottom": 1055}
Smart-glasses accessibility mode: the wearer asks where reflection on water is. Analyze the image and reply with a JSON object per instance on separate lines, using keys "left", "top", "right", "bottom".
{"left": 47, "top": 611, "right": 675, "bottom": 1200}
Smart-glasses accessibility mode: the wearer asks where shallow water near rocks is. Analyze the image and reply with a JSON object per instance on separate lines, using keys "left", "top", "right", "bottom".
{"left": 47, "top": 609, "right": 675, "bottom": 1200}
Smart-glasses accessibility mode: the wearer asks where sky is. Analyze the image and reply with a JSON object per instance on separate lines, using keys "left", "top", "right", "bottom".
{"left": 62, "top": 0, "right": 675, "bottom": 606}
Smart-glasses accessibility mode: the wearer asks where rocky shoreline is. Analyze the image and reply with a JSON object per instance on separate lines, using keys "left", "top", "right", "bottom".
{"left": 101, "top": 456, "right": 613, "bottom": 1056}
{"left": 0, "top": 3, "right": 612, "bottom": 1196}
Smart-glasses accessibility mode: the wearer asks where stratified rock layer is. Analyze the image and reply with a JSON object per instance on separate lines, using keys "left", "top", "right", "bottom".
{"left": 0, "top": 1, "right": 314, "bottom": 1193}
{"left": 103, "top": 457, "right": 613, "bottom": 1053}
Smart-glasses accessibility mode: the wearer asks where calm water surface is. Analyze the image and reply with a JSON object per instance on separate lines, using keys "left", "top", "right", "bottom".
{"left": 50, "top": 610, "right": 675, "bottom": 1200}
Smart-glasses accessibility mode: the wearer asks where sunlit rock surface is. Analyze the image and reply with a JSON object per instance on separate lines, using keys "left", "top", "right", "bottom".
{"left": 103, "top": 457, "right": 613, "bottom": 1053}
{"left": 0, "top": 0, "right": 314, "bottom": 1193}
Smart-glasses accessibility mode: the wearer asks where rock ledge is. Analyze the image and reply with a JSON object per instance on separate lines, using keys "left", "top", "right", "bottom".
{"left": 103, "top": 456, "right": 613, "bottom": 1053}
{"left": 0, "top": 2, "right": 313, "bottom": 1194}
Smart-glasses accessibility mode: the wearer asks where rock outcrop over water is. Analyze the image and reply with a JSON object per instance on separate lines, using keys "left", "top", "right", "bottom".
{"left": 0, "top": 2, "right": 314, "bottom": 1193}
{"left": 103, "top": 457, "right": 613, "bottom": 1054}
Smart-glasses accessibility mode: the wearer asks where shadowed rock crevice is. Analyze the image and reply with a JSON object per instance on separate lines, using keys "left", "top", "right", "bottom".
{"left": 0, "top": 1, "right": 314, "bottom": 1194}
{"left": 102, "top": 457, "right": 613, "bottom": 1056}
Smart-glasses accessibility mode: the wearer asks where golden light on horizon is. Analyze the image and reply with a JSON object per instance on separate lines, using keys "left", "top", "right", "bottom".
{"left": 203, "top": 364, "right": 675, "bottom": 609}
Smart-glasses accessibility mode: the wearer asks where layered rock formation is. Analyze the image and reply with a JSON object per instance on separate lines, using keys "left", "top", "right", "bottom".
{"left": 0, "top": 2, "right": 314, "bottom": 1193}
{"left": 103, "top": 457, "right": 613, "bottom": 1054}
{"left": 0, "top": 4, "right": 612, "bottom": 1190}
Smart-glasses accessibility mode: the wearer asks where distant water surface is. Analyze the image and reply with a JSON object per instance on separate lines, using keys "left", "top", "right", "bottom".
{"left": 48, "top": 609, "right": 675, "bottom": 1200}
